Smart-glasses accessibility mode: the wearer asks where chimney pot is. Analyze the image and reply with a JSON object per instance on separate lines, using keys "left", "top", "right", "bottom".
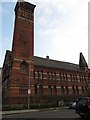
{"left": 46, "top": 56, "right": 49, "bottom": 59}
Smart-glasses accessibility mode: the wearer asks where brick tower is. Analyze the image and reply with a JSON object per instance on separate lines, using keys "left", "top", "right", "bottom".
{"left": 9, "top": 1, "right": 36, "bottom": 105}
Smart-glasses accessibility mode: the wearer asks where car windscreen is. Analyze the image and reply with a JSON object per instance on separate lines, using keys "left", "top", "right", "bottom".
{"left": 77, "top": 98, "right": 88, "bottom": 105}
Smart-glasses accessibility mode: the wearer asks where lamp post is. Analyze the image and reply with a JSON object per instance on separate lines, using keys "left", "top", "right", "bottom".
{"left": 28, "top": 65, "right": 30, "bottom": 109}
{"left": 28, "top": 88, "right": 30, "bottom": 109}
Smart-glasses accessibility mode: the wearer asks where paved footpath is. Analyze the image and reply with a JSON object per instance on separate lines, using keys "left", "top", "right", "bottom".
{"left": 1, "top": 109, "right": 39, "bottom": 115}
{"left": 0, "top": 107, "right": 68, "bottom": 115}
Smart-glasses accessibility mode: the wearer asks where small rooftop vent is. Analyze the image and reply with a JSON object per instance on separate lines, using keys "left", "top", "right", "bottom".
{"left": 46, "top": 56, "right": 49, "bottom": 59}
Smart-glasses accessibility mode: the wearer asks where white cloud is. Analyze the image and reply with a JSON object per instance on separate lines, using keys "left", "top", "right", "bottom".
{"left": 35, "top": 0, "right": 88, "bottom": 66}
{"left": 1, "top": 0, "right": 89, "bottom": 68}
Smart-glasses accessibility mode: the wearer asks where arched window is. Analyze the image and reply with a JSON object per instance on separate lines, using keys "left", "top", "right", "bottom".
{"left": 48, "top": 85, "right": 52, "bottom": 95}
{"left": 72, "top": 86, "right": 75, "bottom": 95}
{"left": 53, "top": 85, "right": 57, "bottom": 95}
{"left": 85, "top": 87, "right": 87, "bottom": 93}
{"left": 34, "top": 84, "right": 37, "bottom": 94}
{"left": 76, "top": 86, "right": 79, "bottom": 94}
{"left": 82, "top": 86, "right": 84, "bottom": 94}
{"left": 39, "top": 85, "right": 43, "bottom": 95}
{"left": 61, "top": 86, "right": 64, "bottom": 95}
{"left": 20, "top": 61, "right": 29, "bottom": 74}
{"left": 65, "top": 86, "right": 69, "bottom": 95}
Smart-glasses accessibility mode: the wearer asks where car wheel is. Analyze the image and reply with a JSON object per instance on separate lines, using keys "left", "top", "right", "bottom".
{"left": 79, "top": 114, "right": 85, "bottom": 118}
{"left": 79, "top": 114, "right": 88, "bottom": 118}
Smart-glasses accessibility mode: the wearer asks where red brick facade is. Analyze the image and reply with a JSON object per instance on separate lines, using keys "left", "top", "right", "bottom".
{"left": 2, "top": 1, "right": 90, "bottom": 106}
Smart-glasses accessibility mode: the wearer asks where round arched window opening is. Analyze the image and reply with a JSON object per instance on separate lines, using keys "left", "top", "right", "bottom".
{"left": 20, "top": 61, "right": 29, "bottom": 74}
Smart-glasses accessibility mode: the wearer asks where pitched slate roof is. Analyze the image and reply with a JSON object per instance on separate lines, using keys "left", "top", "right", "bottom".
{"left": 4, "top": 50, "right": 86, "bottom": 72}
{"left": 34, "top": 56, "right": 80, "bottom": 71}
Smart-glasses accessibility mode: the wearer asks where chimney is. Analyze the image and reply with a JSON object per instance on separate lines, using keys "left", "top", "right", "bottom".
{"left": 46, "top": 56, "right": 49, "bottom": 59}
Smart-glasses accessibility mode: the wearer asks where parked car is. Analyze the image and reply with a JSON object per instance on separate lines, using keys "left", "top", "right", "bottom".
{"left": 75, "top": 97, "right": 90, "bottom": 118}
{"left": 69, "top": 100, "right": 77, "bottom": 109}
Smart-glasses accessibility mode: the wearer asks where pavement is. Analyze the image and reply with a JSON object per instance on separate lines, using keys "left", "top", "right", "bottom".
{"left": 0, "top": 107, "right": 69, "bottom": 115}
{"left": 1, "top": 109, "right": 39, "bottom": 115}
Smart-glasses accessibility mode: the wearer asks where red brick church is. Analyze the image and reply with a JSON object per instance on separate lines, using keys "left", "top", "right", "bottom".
{"left": 2, "top": 1, "right": 90, "bottom": 107}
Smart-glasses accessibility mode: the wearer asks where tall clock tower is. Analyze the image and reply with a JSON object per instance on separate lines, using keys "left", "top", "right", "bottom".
{"left": 9, "top": 1, "right": 36, "bottom": 105}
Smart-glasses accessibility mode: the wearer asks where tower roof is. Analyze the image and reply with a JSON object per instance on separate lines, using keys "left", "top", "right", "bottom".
{"left": 15, "top": 0, "right": 36, "bottom": 14}
{"left": 79, "top": 52, "right": 88, "bottom": 68}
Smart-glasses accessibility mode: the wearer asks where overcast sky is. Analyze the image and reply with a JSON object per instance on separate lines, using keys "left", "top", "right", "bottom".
{"left": 1, "top": 0, "right": 89, "bottom": 68}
